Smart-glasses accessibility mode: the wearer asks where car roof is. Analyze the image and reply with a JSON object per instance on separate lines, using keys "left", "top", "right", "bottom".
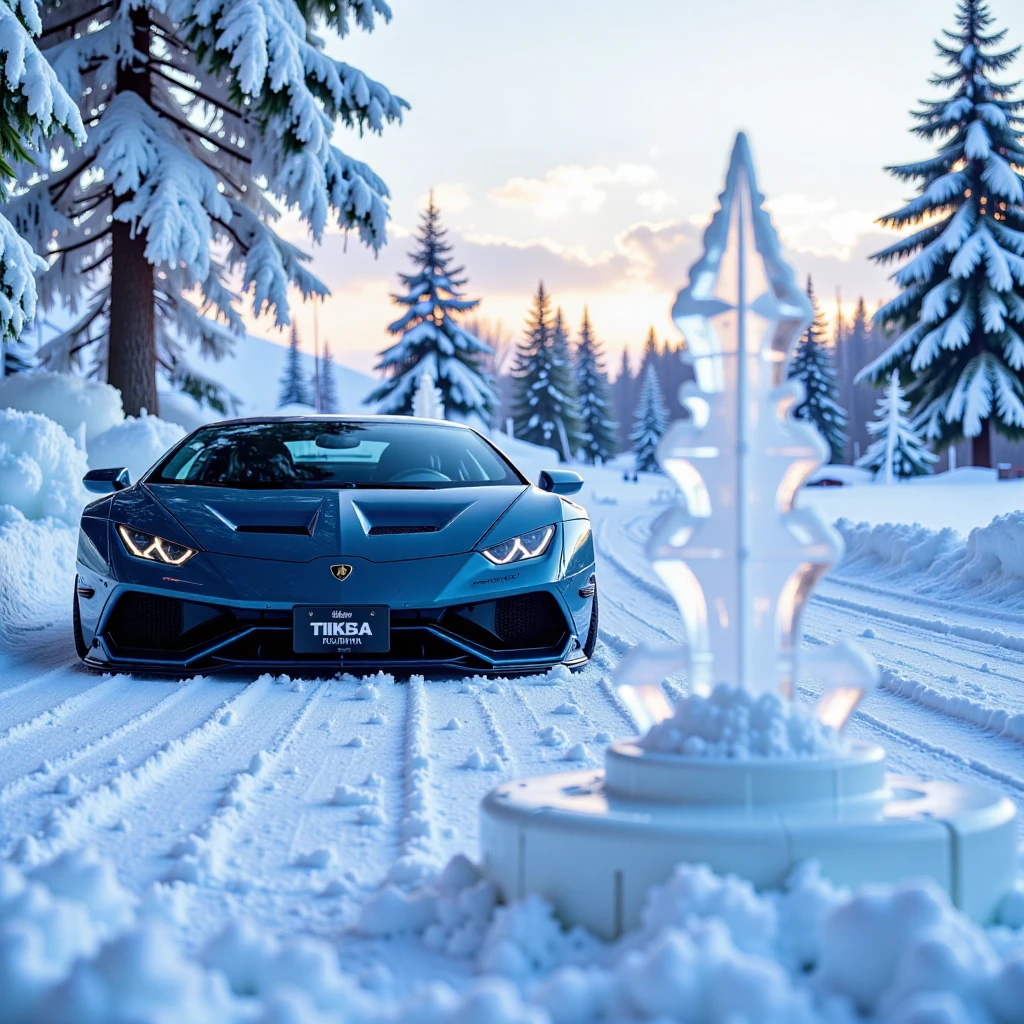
{"left": 201, "top": 414, "right": 474, "bottom": 430}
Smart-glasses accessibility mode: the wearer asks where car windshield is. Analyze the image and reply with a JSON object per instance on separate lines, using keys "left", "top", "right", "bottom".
{"left": 148, "top": 420, "right": 526, "bottom": 490}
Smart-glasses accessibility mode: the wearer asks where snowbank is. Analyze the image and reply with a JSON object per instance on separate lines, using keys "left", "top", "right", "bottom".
{"left": 0, "top": 371, "right": 123, "bottom": 442}
{"left": 0, "top": 409, "right": 88, "bottom": 523}
{"left": 639, "top": 683, "right": 847, "bottom": 758}
{"left": 156, "top": 390, "right": 220, "bottom": 432}
{"left": 838, "top": 513, "right": 1024, "bottom": 610}
{"left": 0, "top": 510, "right": 78, "bottom": 644}
{"left": 488, "top": 432, "right": 563, "bottom": 483}
{"left": 88, "top": 414, "right": 186, "bottom": 482}
{"left": 2, "top": 844, "right": 1022, "bottom": 1023}
{"left": 358, "top": 852, "right": 1024, "bottom": 1023}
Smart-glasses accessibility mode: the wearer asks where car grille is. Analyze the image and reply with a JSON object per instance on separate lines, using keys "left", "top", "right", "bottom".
{"left": 107, "top": 592, "right": 184, "bottom": 647}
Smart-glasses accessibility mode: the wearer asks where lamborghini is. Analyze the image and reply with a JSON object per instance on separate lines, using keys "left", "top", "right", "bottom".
{"left": 73, "top": 416, "right": 598, "bottom": 675}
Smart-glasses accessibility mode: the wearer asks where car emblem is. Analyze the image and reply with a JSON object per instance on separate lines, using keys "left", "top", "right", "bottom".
{"left": 330, "top": 564, "right": 353, "bottom": 581}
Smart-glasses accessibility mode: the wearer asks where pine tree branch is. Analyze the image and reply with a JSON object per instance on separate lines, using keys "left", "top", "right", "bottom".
{"left": 148, "top": 61, "right": 243, "bottom": 118}
{"left": 49, "top": 228, "right": 112, "bottom": 256}
{"left": 40, "top": 3, "right": 114, "bottom": 39}
{"left": 155, "top": 106, "right": 253, "bottom": 166}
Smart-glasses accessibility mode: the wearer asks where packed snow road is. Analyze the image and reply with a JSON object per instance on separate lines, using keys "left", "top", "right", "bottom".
{"left": 1, "top": 497, "right": 1022, "bottom": 967}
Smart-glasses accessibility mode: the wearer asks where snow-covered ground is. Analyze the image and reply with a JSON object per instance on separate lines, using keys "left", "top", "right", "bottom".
{"left": 2, "top": 458, "right": 1024, "bottom": 1019}
{"left": 2, "top": 389, "right": 1024, "bottom": 1019}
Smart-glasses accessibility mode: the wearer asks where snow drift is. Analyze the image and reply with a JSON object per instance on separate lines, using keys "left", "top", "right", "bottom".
{"left": 88, "top": 414, "right": 185, "bottom": 482}
{"left": 3, "top": 846, "right": 1022, "bottom": 1024}
{"left": 838, "top": 514, "right": 1024, "bottom": 610}
{"left": 0, "top": 410, "right": 88, "bottom": 524}
{"left": 0, "top": 372, "right": 123, "bottom": 443}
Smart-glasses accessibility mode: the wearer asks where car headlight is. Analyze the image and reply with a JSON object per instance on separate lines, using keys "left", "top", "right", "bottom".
{"left": 116, "top": 524, "right": 197, "bottom": 566}
{"left": 481, "top": 525, "right": 556, "bottom": 565}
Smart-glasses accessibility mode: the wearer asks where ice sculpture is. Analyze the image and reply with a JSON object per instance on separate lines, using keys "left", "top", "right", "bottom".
{"left": 479, "top": 135, "right": 1018, "bottom": 939}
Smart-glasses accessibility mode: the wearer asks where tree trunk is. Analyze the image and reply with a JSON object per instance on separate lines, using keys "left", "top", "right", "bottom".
{"left": 107, "top": 7, "right": 156, "bottom": 417}
{"left": 970, "top": 417, "right": 992, "bottom": 468}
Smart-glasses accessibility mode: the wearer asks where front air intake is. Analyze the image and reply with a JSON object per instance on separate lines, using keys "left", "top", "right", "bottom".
{"left": 493, "top": 592, "right": 565, "bottom": 648}
{"left": 107, "top": 592, "right": 184, "bottom": 648}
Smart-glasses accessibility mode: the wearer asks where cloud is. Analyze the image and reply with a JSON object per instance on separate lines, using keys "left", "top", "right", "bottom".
{"left": 636, "top": 189, "right": 677, "bottom": 213}
{"left": 416, "top": 182, "right": 473, "bottom": 216}
{"left": 458, "top": 232, "right": 629, "bottom": 293}
{"left": 763, "top": 194, "right": 880, "bottom": 259}
{"left": 488, "top": 163, "right": 658, "bottom": 219}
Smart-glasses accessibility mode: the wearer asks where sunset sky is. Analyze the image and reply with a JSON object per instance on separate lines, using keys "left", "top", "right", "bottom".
{"left": 262, "top": 0, "right": 1017, "bottom": 378}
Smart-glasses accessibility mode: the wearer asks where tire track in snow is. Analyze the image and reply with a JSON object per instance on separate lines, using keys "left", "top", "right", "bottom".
{"left": 0, "top": 677, "right": 204, "bottom": 804}
{"left": 167, "top": 681, "right": 327, "bottom": 887}
{"left": 0, "top": 673, "right": 131, "bottom": 752}
{"left": 812, "top": 591, "right": 1024, "bottom": 655}
{"left": 0, "top": 660, "right": 83, "bottom": 706}
{"left": 396, "top": 674, "right": 435, "bottom": 872}
{"left": 9, "top": 675, "right": 273, "bottom": 866}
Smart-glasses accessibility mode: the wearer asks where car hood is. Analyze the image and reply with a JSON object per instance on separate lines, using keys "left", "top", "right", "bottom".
{"left": 145, "top": 484, "right": 528, "bottom": 563}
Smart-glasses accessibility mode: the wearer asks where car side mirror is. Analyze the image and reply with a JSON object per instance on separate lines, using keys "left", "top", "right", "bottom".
{"left": 84, "top": 467, "right": 131, "bottom": 494}
{"left": 538, "top": 469, "right": 584, "bottom": 496}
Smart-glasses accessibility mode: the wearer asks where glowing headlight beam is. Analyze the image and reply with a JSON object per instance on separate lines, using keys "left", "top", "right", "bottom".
{"left": 116, "top": 524, "right": 197, "bottom": 566}
{"left": 481, "top": 525, "right": 556, "bottom": 565}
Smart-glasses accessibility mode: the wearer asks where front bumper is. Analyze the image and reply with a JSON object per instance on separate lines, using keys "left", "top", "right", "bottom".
{"left": 76, "top": 543, "right": 593, "bottom": 676}
{"left": 80, "top": 588, "right": 583, "bottom": 675}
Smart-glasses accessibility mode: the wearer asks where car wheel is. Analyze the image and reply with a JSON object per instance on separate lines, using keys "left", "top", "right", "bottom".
{"left": 72, "top": 577, "right": 89, "bottom": 661}
{"left": 581, "top": 584, "right": 599, "bottom": 661}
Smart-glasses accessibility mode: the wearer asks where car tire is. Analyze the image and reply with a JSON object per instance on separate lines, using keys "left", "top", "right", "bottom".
{"left": 72, "top": 578, "right": 89, "bottom": 661}
{"left": 581, "top": 584, "right": 599, "bottom": 661}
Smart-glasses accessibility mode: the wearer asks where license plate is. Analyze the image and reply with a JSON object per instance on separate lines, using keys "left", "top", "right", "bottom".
{"left": 293, "top": 605, "right": 390, "bottom": 654}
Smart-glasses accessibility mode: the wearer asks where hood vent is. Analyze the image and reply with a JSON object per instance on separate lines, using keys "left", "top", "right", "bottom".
{"left": 234, "top": 523, "right": 314, "bottom": 535}
{"left": 367, "top": 525, "right": 439, "bottom": 536}
{"left": 204, "top": 499, "right": 322, "bottom": 538}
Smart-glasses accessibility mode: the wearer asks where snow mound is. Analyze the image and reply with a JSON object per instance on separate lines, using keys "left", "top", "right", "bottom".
{"left": 3, "top": 846, "right": 1023, "bottom": 1023}
{"left": 0, "top": 371, "right": 123, "bottom": 442}
{"left": 838, "top": 513, "right": 1024, "bottom": 610}
{"left": 156, "top": 390, "right": 219, "bottom": 432}
{"left": 88, "top": 413, "right": 185, "bottom": 482}
{"left": 0, "top": 409, "right": 88, "bottom": 522}
{"left": 640, "top": 683, "right": 847, "bottom": 758}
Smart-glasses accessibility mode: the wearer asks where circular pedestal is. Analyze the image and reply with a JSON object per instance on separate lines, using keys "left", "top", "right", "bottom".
{"left": 479, "top": 741, "right": 1018, "bottom": 940}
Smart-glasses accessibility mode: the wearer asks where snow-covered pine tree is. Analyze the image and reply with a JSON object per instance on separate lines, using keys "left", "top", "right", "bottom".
{"left": 412, "top": 368, "right": 445, "bottom": 419}
{"left": 857, "top": 370, "right": 939, "bottom": 482}
{"left": 789, "top": 277, "right": 848, "bottom": 463}
{"left": 631, "top": 363, "right": 668, "bottom": 472}
{"left": 319, "top": 342, "right": 338, "bottom": 413}
{"left": 858, "top": 0, "right": 1024, "bottom": 467}
{"left": 278, "top": 326, "right": 312, "bottom": 407}
{"left": 370, "top": 196, "right": 494, "bottom": 423}
{"left": 510, "top": 284, "right": 583, "bottom": 460}
{"left": 0, "top": 0, "right": 84, "bottom": 352}
{"left": 574, "top": 308, "right": 616, "bottom": 463}
{"left": 10, "top": 0, "right": 405, "bottom": 415}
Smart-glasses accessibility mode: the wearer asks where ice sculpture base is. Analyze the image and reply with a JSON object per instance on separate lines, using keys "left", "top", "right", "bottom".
{"left": 480, "top": 742, "right": 1017, "bottom": 939}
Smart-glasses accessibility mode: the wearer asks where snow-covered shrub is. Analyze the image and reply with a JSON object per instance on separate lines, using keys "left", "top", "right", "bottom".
{"left": 0, "top": 372, "right": 124, "bottom": 443}
{"left": 962, "top": 513, "right": 1024, "bottom": 583}
{"left": 0, "top": 409, "right": 88, "bottom": 523}
{"left": 88, "top": 414, "right": 186, "bottom": 482}
{"left": 640, "top": 683, "right": 847, "bottom": 758}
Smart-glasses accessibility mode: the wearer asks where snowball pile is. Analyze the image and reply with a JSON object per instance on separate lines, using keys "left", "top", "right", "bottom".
{"left": 3, "top": 843, "right": 1023, "bottom": 1023}
{"left": 640, "top": 683, "right": 848, "bottom": 758}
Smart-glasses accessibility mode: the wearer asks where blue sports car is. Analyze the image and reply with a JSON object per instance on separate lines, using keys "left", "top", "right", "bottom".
{"left": 73, "top": 416, "right": 598, "bottom": 676}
